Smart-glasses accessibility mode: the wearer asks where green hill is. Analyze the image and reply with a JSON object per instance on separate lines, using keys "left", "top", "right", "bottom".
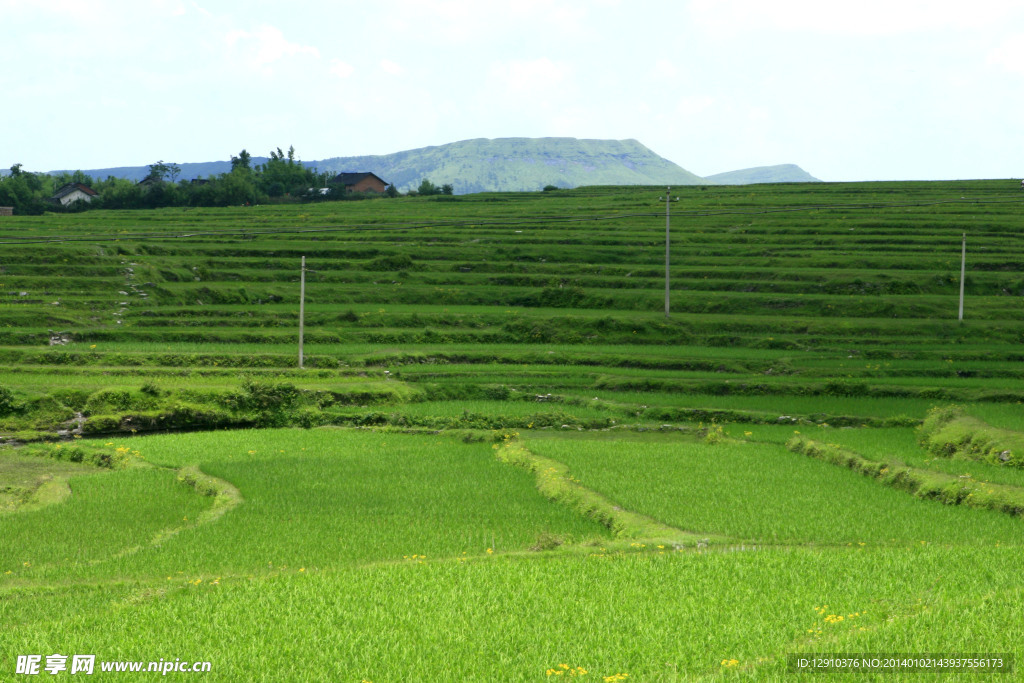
{"left": 704, "top": 164, "right": 820, "bottom": 184}
{"left": 53, "top": 137, "right": 706, "bottom": 194}
{"left": 47, "top": 139, "right": 821, "bottom": 193}
{"left": 315, "top": 137, "right": 706, "bottom": 193}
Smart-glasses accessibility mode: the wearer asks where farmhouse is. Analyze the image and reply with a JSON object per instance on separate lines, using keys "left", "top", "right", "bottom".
{"left": 51, "top": 183, "right": 98, "bottom": 207}
{"left": 331, "top": 172, "right": 389, "bottom": 193}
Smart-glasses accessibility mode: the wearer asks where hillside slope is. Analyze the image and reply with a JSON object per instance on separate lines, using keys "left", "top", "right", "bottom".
{"left": 705, "top": 164, "right": 820, "bottom": 184}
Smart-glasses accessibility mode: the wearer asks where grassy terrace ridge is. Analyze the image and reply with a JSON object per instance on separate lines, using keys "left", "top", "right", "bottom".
{"left": 3, "top": 180, "right": 1024, "bottom": 680}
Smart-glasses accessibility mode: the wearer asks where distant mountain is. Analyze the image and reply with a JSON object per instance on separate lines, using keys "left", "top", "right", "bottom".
{"left": 44, "top": 139, "right": 817, "bottom": 193}
{"left": 315, "top": 137, "right": 706, "bottom": 193}
{"left": 704, "top": 164, "right": 820, "bottom": 185}
{"left": 53, "top": 137, "right": 706, "bottom": 194}
{"left": 49, "top": 160, "right": 269, "bottom": 184}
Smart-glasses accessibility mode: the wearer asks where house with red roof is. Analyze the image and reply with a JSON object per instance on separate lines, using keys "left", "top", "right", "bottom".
{"left": 331, "top": 172, "right": 389, "bottom": 193}
{"left": 51, "top": 183, "right": 98, "bottom": 207}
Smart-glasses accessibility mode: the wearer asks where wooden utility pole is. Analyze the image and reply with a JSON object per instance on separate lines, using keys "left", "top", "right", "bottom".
{"left": 958, "top": 233, "right": 966, "bottom": 322}
{"left": 299, "top": 256, "right": 306, "bottom": 368}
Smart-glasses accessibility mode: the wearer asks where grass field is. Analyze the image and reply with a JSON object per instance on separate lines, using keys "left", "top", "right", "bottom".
{"left": 2, "top": 181, "right": 1024, "bottom": 679}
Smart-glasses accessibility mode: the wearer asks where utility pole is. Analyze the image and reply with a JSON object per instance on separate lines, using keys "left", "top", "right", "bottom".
{"left": 665, "top": 187, "right": 671, "bottom": 318}
{"left": 958, "top": 233, "right": 966, "bottom": 322}
{"left": 660, "top": 187, "right": 677, "bottom": 318}
{"left": 299, "top": 256, "right": 306, "bottom": 368}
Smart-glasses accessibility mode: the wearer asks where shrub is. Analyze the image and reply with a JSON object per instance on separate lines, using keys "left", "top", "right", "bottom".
{"left": 530, "top": 532, "right": 566, "bottom": 550}
{"left": 483, "top": 385, "right": 511, "bottom": 400}
{"left": 48, "top": 389, "right": 90, "bottom": 411}
{"left": 84, "top": 390, "right": 136, "bottom": 415}
{"left": 237, "top": 379, "right": 301, "bottom": 412}
{"left": 82, "top": 415, "right": 122, "bottom": 434}
{"left": 25, "top": 395, "right": 76, "bottom": 427}
{"left": 365, "top": 254, "right": 414, "bottom": 271}
{"left": 0, "top": 384, "right": 18, "bottom": 415}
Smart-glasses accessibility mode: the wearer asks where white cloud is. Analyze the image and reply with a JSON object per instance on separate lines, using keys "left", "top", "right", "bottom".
{"left": 746, "top": 106, "right": 771, "bottom": 123}
{"left": 675, "top": 95, "right": 715, "bottom": 117}
{"left": 653, "top": 59, "right": 678, "bottom": 79}
{"left": 386, "top": 0, "right": 587, "bottom": 44}
{"left": 690, "top": 0, "right": 1024, "bottom": 35}
{"left": 329, "top": 59, "right": 355, "bottom": 78}
{"left": 379, "top": 59, "right": 405, "bottom": 76}
{"left": 151, "top": 0, "right": 187, "bottom": 17}
{"left": 14, "top": 0, "right": 101, "bottom": 21}
{"left": 490, "top": 58, "right": 573, "bottom": 96}
{"left": 224, "top": 24, "right": 319, "bottom": 66}
{"left": 988, "top": 34, "right": 1024, "bottom": 74}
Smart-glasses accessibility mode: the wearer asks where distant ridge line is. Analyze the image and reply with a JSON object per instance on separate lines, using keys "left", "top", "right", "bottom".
{"left": 42, "top": 137, "right": 819, "bottom": 193}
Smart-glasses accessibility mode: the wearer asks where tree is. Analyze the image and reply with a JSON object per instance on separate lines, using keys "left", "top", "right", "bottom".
{"left": 441, "top": 183, "right": 454, "bottom": 195}
{"left": 0, "top": 165, "right": 49, "bottom": 214}
{"left": 216, "top": 167, "right": 262, "bottom": 205}
{"left": 268, "top": 146, "right": 297, "bottom": 165}
{"left": 256, "top": 145, "right": 316, "bottom": 197}
{"left": 148, "top": 160, "right": 181, "bottom": 183}
{"left": 94, "top": 177, "right": 144, "bottom": 210}
{"left": 230, "top": 149, "right": 252, "bottom": 171}
{"left": 69, "top": 170, "right": 95, "bottom": 186}
{"left": 417, "top": 178, "right": 439, "bottom": 196}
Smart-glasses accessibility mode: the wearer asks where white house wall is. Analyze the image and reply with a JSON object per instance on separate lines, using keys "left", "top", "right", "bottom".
{"left": 59, "top": 190, "right": 92, "bottom": 206}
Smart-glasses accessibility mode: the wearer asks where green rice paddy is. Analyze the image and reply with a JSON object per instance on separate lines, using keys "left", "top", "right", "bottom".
{"left": 2, "top": 181, "right": 1024, "bottom": 679}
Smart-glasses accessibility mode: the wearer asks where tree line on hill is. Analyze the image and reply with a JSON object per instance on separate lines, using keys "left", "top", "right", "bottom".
{"left": 0, "top": 147, "right": 436, "bottom": 215}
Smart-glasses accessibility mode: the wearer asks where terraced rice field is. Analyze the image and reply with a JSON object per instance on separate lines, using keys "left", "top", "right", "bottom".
{"left": 2, "top": 181, "right": 1024, "bottom": 679}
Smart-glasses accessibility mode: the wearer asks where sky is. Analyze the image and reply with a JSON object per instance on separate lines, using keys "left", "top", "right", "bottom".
{"left": 2, "top": 0, "right": 1023, "bottom": 182}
